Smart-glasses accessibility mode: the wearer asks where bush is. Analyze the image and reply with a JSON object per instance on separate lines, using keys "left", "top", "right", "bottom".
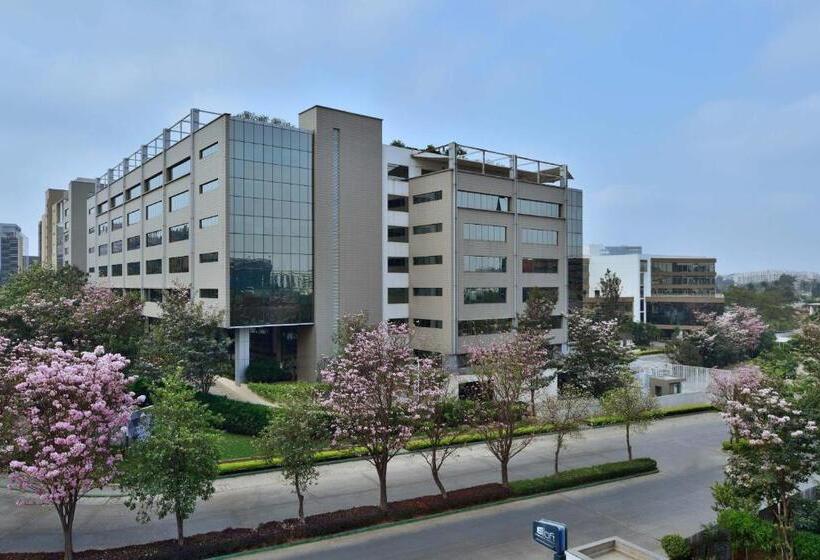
{"left": 247, "top": 381, "right": 326, "bottom": 404}
{"left": 795, "top": 530, "right": 820, "bottom": 560}
{"left": 509, "top": 458, "right": 657, "bottom": 496}
{"left": 716, "top": 508, "right": 776, "bottom": 555}
{"left": 195, "top": 393, "right": 273, "bottom": 436}
{"left": 660, "top": 534, "right": 691, "bottom": 560}
{"left": 245, "top": 356, "right": 290, "bottom": 383}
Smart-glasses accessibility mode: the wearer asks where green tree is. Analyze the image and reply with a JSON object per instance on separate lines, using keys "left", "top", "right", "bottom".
{"left": 119, "top": 373, "right": 220, "bottom": 547}
{"left": 629, "top": 322, "right": 660, "bottom": 347}
{"left": 254, "top": 393, "right": 326, "bottom": 519}
{"left": 136, "top": 288, "right": 230, "bottom": 392}
{"left": 0, "top": 265, "right": 86, "bottom": 309}
{"left": 600, "top": 381, "right": 658, "bottom": 460}
{"left": 560, "top": 310, "right": 631, "bottom": 397}
{"left": 539, "top": 390, "right": 591, "bottom": 473}
{"left": 416, "top": 388, "right": 472, "bottom": 498}
{"left": 593, "top": 269, "right": 627, "bottom": 326}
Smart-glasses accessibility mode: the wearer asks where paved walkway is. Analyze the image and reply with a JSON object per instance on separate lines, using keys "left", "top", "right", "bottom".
{"left": 0, "top": 413, "right": 727, "bottom": 554}
{"left": 209, "top": 376, "right": 273, "bottom": 407}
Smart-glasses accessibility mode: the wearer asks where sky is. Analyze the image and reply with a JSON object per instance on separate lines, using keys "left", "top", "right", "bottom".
{"left": 1, "top": 0, "right": 818, "bottom": 274}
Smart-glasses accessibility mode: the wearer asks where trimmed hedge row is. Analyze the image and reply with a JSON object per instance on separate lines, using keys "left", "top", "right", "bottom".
{"left": 195, "top": 393, "right": 273, "bottom": 436}
{"left": 0, "top": 459, "right": 655, "bottom": 560}
{"left": 509, "top": 458, "right": 657, "bottom": 496}
{"left": 587, "top": 403, "right": 716, "bottom": 427}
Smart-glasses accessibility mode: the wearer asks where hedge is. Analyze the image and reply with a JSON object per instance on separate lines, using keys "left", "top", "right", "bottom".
{"left": 509, "top": 458, "right": 657, "bottom": 496}
{"left": 0, "top": 460, "right": 655, "bottom": 560}
{"left": 195, "top": 393, "right": 273, "bottom": 436}
{"left": 587, "top": 403, "right": 715, "bottom": 427}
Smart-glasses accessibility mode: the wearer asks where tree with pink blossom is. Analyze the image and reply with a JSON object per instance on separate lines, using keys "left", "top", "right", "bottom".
{"left": 721, "top": 386, "right": 818, "bottom": 560}
{"left": 321, "top": 321, "right": 442, "bottom": 510}
{"left": 5, "top": 344, "right": 139, "bottom": 560}
{"left": 708, "top": 366, "right": 767, "bottom": 441}
{"left": 0, "top": 336, "right": 20, "bottom": 464}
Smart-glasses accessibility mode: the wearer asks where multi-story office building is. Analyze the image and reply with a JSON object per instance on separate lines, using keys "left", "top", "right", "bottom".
{"left": 38, "top": 179, "right": 95, "bottom": 270}
{"left": 0, "top": 224, "right": 27, "bottom": 284}
{"left": 82, "top": 107, "right": 581, "bottom": 384}
{"left": 585, "top": 248, "right": 724, "bottom": 336}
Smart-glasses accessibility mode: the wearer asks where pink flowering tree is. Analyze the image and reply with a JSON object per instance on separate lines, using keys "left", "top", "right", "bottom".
{"left": 708, "top": 366, "right": 767, "bottom": 441}
{"left": 321, "top": 321, "right": 443, "bottom": 510}
{"left": 6, "top": 344, "right": 139, "bottom": 560}
{"left": 721, "top": 386, "right": 818, "bottom": 560}
{"left": 0, "top": 336, "right": 21, "bottom": 464}
{"left": 559, "top": 311, "right": 630, "bottom": 397}
{"left": 670, "top": 306, "right": 769, "bottom": 368}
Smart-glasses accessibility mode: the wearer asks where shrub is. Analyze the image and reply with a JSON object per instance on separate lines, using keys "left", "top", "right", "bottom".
{"left": 716, "top": 508, "right": 776, "bottom": 556}
{"left": 660, "top": 534, "right": 691, "bottom": 560}
{"left": 795, "top": 530, "right": 820, "bottom": 560}
{"left": 245, "top": 356, "right": 290, "bottom": 383}
{"left": 509, "top": 458, "right": 657, "bottom": 496}
{"left": 247, "top": 381, "right": 326, "bottom": 404}
{"left": 195, "top": 393, "right": 273, "bottom": 436}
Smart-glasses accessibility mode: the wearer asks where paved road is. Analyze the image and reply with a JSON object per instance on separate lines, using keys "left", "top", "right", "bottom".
{"left": 0, "top": 413, "right": 727, "bottom": 555}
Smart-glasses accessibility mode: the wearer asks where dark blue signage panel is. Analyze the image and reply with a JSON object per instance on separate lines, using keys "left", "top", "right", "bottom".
{"left": 533, "top": 519, "right": 567, "bottom": 553}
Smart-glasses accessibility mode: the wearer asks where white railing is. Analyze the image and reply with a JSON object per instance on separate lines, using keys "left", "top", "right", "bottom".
{"left": 631, "top": 363, "right": 731, "bottom": 394}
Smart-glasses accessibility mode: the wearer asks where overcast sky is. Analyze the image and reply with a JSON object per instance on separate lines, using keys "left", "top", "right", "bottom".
{"left": 1, "top": 1, "right": 818, "bottom": 274}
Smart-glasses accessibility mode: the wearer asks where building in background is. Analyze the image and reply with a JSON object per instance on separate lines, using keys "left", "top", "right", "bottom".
{"left": 0, "top": 223, "right": 27, "bottom": 284}
{"left": 38, "top": 179, "right": 95, "bottom": 270}
{"left": 584, "top": 246, "right": 723, "bottom": 336}
{"left": 74, "top": 106, "right": 581, "bottom": 387}
{"left": 586, "top": 244, "right": 642, "bottom": 256}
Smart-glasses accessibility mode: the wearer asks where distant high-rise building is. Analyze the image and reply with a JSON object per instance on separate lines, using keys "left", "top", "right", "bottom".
{"left": 39, "top": 179, "right": 96, "bottom": 270}
{"left": 0, "top": 223, "right": 26, "bottom": 284}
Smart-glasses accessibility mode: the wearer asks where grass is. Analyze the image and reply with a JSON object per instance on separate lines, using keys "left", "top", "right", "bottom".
{"left": 217, "top": 432, "right": 257, "bottom": 462}
{"left": 217, "top": 403, "right": 714, "bottom": 475}
{"left": 247, "top": 381, "right": 327, "bottom": 404}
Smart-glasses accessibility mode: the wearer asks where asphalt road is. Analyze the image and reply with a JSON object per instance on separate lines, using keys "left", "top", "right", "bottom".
{"left": 0, "top": 413, "right": 727, "bottom": 556}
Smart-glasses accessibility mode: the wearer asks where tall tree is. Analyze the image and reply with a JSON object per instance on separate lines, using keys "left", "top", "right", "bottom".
{"left": 136, "top": 288, "right": 230, "bottom": 392}
{"left": 321, "top": 321, "right": 442, "bottom": 510}
{"left": 560, "top": 311, "right": 631, "bottom": 397}
{"left": 0, "top": 265, "right": 86, "bottom": 309}
{"left": 600, "top": 381, "right": 658, "bottom": 460}
{"left": 254, "top": 391, "right": 326, "bottom": 519}
{"left": 539, "top": 390, "right": 592, "bottom": 473}
{"left": 7, "top": 345, "right": 137, "bottom": 560}
{"left": 595, "top": 269, "right": 625, "bottom": 324}
{"left": 517, "top": 288, "right": 558, "bottom": 415}
{"left": 119, "top": 372, "right": 220, "bottom": 547}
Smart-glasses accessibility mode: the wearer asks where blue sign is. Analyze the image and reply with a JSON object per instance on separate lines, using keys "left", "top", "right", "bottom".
{"left": 533, "top": 519, "right": 567, "bottom": 558}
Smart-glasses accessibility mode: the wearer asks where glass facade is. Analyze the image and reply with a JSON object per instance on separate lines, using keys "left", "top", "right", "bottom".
{"left": 464, "top": 287, "right": 507, "bottom": 304}
{"left": 457, "top": 190, "right": 510, "bottom": 212}
{"left": 646, "top": 301, "right": 724, "bottom": 326}
{"left": 464, "top": 255, "right": 506, "bottom": 273}
{"left": 520, "top": 227, "right": 557, "bottom": 245}
{"left": 464, "top": 223, "right": 506, "bottom": 242}
{"left": 517, "top": 198, "right": 561, "bottom": 218}
{"left": 228, "top": 117, "right": 313, "bottom": 326}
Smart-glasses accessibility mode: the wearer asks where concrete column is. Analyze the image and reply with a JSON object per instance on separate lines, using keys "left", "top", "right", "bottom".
{"left": 234, "top": 328, "right": 250, "bottom": 385}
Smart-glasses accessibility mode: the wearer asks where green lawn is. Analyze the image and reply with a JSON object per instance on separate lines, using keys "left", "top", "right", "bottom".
{"left": 247, "top": 381, "right": 327, "bottom": 404}
{"left": 217, "top": 431, "right": 257, "bottom": 461}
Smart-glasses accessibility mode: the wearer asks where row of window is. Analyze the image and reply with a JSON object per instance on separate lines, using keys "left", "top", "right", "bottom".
{"left": 93, "top": 252, "right": 218, "bottom": 274}
{"left": 390, "top": 286, "right": 555, "bottom": 303}
{"left": 95, "top": 174, "right": 220, "bottom": 220}
{"left": 95, "top": 216, "right": 218, "bottom": 255}
{"left": 385, "top": 191, "right": 444, "bottom": 214}
{"left": 456, "top": 190, "right": 562, "bottom": 217}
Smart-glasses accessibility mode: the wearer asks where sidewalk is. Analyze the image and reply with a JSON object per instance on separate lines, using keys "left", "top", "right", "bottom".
{"left": 209, "top": 376, "right": 274, "bottom": 407}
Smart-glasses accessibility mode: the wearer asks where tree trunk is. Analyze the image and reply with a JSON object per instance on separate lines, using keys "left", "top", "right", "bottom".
{"left": 297, "top": 490, "right": 305, "bottom": 520}
{"left": 56, "top": 501, "right": 76, "bottom": 560}
{"left": 626, "top": 423, "right": 632, "bottom": 460}
{"left": 431, "top": 461, "right": 447, "bottom": 499}
{"left": 530, "top": 389, "right": 537, "bottom": 418}
{"left": 375, "top": 459, "right": 389, "bottom": 511}
{"left": 554, "top": 435, "right": 563, "bottom": 474}
{"left": 175, "top": 509, "right": 184, "bottom": 547}
{"left": 500, "top": 457, "right": 509, "bottom": 487}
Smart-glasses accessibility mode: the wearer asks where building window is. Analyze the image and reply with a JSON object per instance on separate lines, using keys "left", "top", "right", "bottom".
{"left": 464, "top": 287, "right": 507, "bottom": 304}
{"left": 145, "top": 229, "right": 162, "bottom": 246}
{"left": 387, "top": 164, "right": 409, "bottom": 180}
{"left": 127, "top": 235, "right": 140, "bottom": 251}
{"left": 168, "top": 158, "right": 191, "bottom": 182}
{"left": 413, "top": 318, "right": 443, "bottom": 329}
{"left": 145, "top": 173, "right": 163, "bottom": 192}
{"left": 387, "top": 288, "right": 409, "bottom": 304}
{"left": 517, "top": 199, "right": 561, "bottom": 218}
{"left": 199, "top": 178, "right": 219, "bottom": 193}
{"left": 457, "top": 190, "right": 510, "bottom": 212}
{"left": 199, "top": 288, "right": 219, "bottom": 299}
{"left": 168, "top": 223, "right": 189, "bottom": 243}
{"left": 413, "top": 255, "right": 442, "bottom": 265}
{"left": 127, "top": 262, "right": 140, "bottom": 276}
{"left": 88, "top": 247, "right": 94, "bottom": 254}
{"left": 111, "top": 193, "right": 124, "bottom": 208}
{"left": 387, "top": 194, "right": 408, "bottom": 212}
{"left": 126, "top": 185, "right": 140, "bottom": 200}
{"left": 145, "top": 201, "right": 162, "bottom": 220}
{"left": 98, "top": 265, "right": 108, "bottom": 277}
{"left": 458, "top": 318, "right": 513, "bottom": 336}
{"left": 111, "top": 264, "right": 122, "bottom": 277}
{"left": 97, "top": 201, "right": 108, "bottom": 215}
{"left": 413, "top": 287, "right": 442, "bottom": 296}
{"left": 98, "top": 223, "right": 108, "bottom": 234}
{"left": 548, "top": 315, "right": 564, "bottom": 329}
{"left": 111, "top": 216, "right": 123, "bottom": 231}
{"left": 88, "top": 226, "right": 94, "bottom": 234}
{"left": 127, "top": 209, "right": 141, "bottom": 225}
{"left": 413, "top": 191, "right": 442, "bottom": 204}
{"left": 145, "top": 259, "right": 162, "bottom": 274}
{"left": 463, "top": 223, "right": 506, "bottom": 242}
{"left": 464, "top": 255, "right": 506, "bottom": 273}
{"left": 523, "top": 286, "right": 559, "bottom": 302}
{"left": 199, "top": 215, "right": 219, "bottom": 228}
{"left": 111, "top": 240, "right": 122, "bottom": 254}
{"left": 145, "top": 288, "right": 163, "bottom": 303}
{"left": 199, "top": 251, "right": 218, "bottom": 263}
{"left": 169, "top": 256, "right": 189, "bottom": 273}
{"left": 387, "top": 226, "right": 408, "bottom": 243}
{"left": 199, "top": 142, "right": 219, "bottom": 159}
{"left": 387, "top": 257, "right": 408, "bottom": 273}
{"left": 169, "top": 191, "right": 190, "bottom": 212}
{"left": 522, "top": 258, "right": 559, "bottom": 273}
{"left": 98, "top": 244, "right": 108, "bottom": 256}
{"left": 521, "top": 228, "right": 558, "bottom": 245}
{"left": 413, "top": 223, "right": 442, "bottom": 235}
{"left": 88, "top": 267, "right": 95, "bottom": 274}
